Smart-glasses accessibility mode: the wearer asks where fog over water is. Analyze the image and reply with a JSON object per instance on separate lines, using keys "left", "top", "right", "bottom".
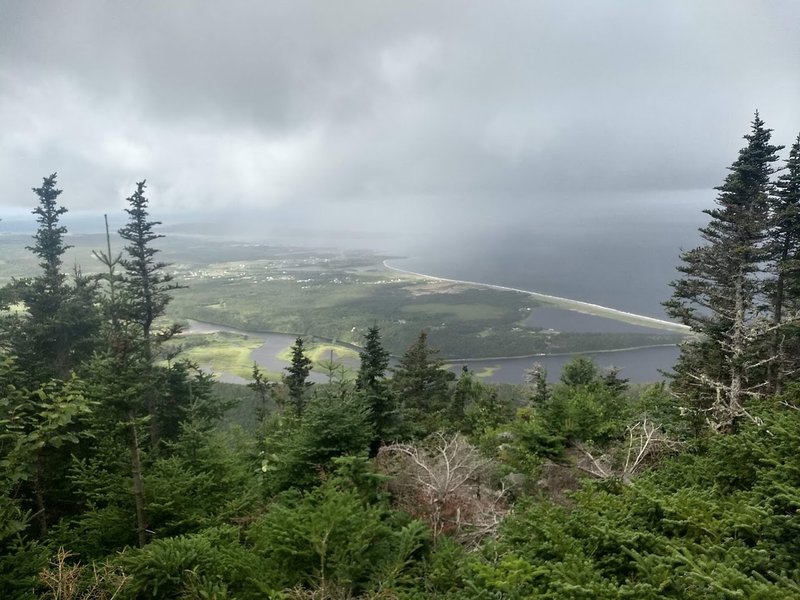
{"left": 393, "top": 196, "right": 707, "bottom": 319}
{"left": 200, "top": 188, "right": 710, "bottom": 320}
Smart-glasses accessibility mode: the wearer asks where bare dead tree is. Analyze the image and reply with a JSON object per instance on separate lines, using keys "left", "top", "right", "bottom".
{"left": 575, "top": 418, "right": 683, "bottom": 484}
{"left": 378, "top": 432, "right": 507, "bottom": 546}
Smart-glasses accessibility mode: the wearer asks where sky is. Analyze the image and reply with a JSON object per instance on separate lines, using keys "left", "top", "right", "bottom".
{"left": 1, "top": 1, "right": 799, "bottom": 238}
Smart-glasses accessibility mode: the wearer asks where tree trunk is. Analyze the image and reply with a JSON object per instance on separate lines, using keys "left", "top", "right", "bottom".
{"left": 726, "top": 269, "right": 746, "bottom": 431}
{"left": 127, "top": 412, "right": 148, "bottom": 548}
{"left": 34, "top": 453, "right": 47, "bottom": 536}
{"left": 769, "top": 238, "right": 790, "bottom": 394}
{"left": 142, "top": 327, "right": 160, "bottom": 452}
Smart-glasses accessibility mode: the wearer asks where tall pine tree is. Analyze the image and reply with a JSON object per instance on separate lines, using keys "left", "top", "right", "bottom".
{"left": 766, "top": 133, "right": 800, "bottom": 392}
{"left": 2, "top": 174, "right": 99, "bottom": 382}
{"left": 118, "top": 180, "right": 181, "bottom": 448}
{"left": 390, "top": 330, "right": 454, "bottom": 433}
{"left": 665, "top": 113, "right": 782, "bottom": 430}
{"left": 284, "top": 337, "right": 313, "bottom": 418}
{"left": 356, "top": 326, "right": 394, "bottom": 448}
{"left": 119, "top": 180, "right": 180, "bottom": 354}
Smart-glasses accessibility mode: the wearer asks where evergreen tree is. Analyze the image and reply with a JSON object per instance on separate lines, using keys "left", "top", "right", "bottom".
{"left": 390, "top": 331, "right": 454, "bottom": 433}
{"left": 450, "top": 365, "right": 478, "bottom": 427}
{"left": 356, "top": 326, "right": 394, "bottom": 450}
{"left": 601, "top": 365, "right": 629, "bottom": 395}
{"left": 664, "top": 113, "right": 782, "bottom": 431}
{"left": 560, "top": 356, "right": 598, "bottom": 387}
{"left": 284, "top": 337, "right": 313, "bottom": 418}
{"left": 119, "top": 180, "right": 180, "bottom": 352}
{"left": 2, "top": 174, "right": 100, "bottom": 381}
{"left": 524, "top": 362, "right": 550, "bottom": 407}
{"left": 766, "top": 133, "right": 800, "bottom": 392}
{"left": 27, "top": 174, "right": 69, "bottom": 297}
{"left": 249, "top": 363, "right": 276, "bottom": 424}
{"left": 118, "top": 180, "right": 182, "bottom": 448}
{"left": 356, "top": 326, "right": 390, "bottom": 392}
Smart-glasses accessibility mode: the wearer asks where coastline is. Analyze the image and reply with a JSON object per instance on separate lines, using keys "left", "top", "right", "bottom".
{"left": 382, "top": 260, "right": 690, "bottom": 335}
{"left": 441, "top": 343, "right": 681, "bottom": 364}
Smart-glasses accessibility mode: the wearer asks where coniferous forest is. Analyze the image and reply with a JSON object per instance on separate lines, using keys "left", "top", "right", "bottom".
{"left": 1, "top": 115, "right": 800, "bottom": 598}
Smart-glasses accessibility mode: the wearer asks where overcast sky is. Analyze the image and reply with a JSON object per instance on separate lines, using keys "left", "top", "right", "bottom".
{"left": 1, "top": 1, "right": 799, "bottom": 234}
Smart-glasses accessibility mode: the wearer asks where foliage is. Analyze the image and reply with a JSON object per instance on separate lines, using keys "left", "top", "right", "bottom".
{"left": 284, "top": 337, "right": 313, "bottom": 418}
{"left": 462, "top": 400, "right": 800, "bottom": 598}
{"left": 261, "top": 392, "right": 374, "bottom": 493}
{"left": 356, "top": 326, "right": 395, "bottom": 451}
{"left": 535, "top": 357, "right": 630, "bottom": 446}
{"left": 248, "top": 465, "right": 427, "bottom": 596}
{"left": 665, "top": 114, "right": 784, "bottom": 429}
{"left": 117, "top": 525, "right": 269, "bottom": 599}
{"left": 1, "top": 174, "right": 100, "bottom": 382}
{"left": 391, "top": 331, "right": 455, "bottom": 435}
{"left": 145, "top": 424, "right": 259, "bottom": 538}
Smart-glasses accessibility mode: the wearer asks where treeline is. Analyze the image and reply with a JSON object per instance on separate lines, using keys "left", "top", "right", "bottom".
{"left": 0, "top": 114, "right": 799, "bottom": 598}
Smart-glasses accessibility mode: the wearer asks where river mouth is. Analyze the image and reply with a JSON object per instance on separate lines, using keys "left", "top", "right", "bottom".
{"left": 183, "top": 319, "right": 678, "bottom": 384}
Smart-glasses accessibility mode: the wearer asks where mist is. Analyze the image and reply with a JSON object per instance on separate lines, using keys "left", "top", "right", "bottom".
{"left": 2, "top": 1, "right": 799, "bottom": 317}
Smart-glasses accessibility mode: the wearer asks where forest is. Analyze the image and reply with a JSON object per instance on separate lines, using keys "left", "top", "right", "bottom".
{"left": 1, "top": 114, "right": 799, "bottom": 599}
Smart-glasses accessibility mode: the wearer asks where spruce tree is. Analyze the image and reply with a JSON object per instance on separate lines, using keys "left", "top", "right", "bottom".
{"left": 390, "top": 330, "right": 454, "bottom": 432}
{"left": 118, "top": 180, "right": 181, "bottom": 448}
{"left": 450, "top": 365, "right": 480, "bottom": 427}
{"left": 3, "top": 174, "right": 99, "bottom": 381}
{"left": 524, "top": 362, "right": 550, "bottom": 407}
{"left": 664, "top": 113, "right": 782, "bottom": 430}
{"left": 356, "top": 326, "right": 390, "bottom": 392}
{"left": 356, "top": 326, "right": 393, "bottom": 449}
{"left": 766, "top": 133, "right": 800, "bottom": 392}
{"left": 284, "top": 337, "right": 313, "bottom": 418}
{"left": 27, "top": 174, "right": 69, "bottom": 297}
{"left": 119, "top": 180, "right": 180, "bottom": 353}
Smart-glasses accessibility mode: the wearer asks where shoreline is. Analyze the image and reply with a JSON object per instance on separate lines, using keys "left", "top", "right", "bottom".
{"left": 442, "top": 343, "right": 680, "bottom": 364}
{"left": 183, "top": 319, "right": 682, "bottom": 364}
{"left": 382, "top": 260, "right": 690, "bottom": 334}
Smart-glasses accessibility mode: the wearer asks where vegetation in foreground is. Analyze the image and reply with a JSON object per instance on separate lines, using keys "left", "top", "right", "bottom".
{"left": 1, "top": 115, "right": 799, "bottom": 598}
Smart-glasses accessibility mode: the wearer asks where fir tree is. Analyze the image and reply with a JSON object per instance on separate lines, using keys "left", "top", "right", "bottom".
{"left": 27, "top": 174, "right": 70, "bottom": 296}
{"left": 284, "top": 337, "right": 313, "bottom": 418}
{"left": 118, "top": 180, "right": 182, "bottom": 448}
{"left": 766, "top": 133, "right": 800, "bottom": 392}
{"left": 665, "top": 113, "right": 782, "bottom": 430}
{"left": 524, "top": 362, "right": 550, "bottom": 407}
{"left": 119, "top": 180, "right": 181, "bottom": 352}
{"left": 391, "top": 331, "right": 454, "bottom": 432}
{"left": 450, "top": 365, "right": 480, "bottom": 427}
{"left": 356, "top": 326, "right": 390, "bottom": 392}
{"left": 356, "top": 326, "right": 393, "bottom": 450}
{"left": 3, "top": 174, "right": 99, "bottom": 381}
{"left": 249, "top": 363, "right": 276, "bottom": 423}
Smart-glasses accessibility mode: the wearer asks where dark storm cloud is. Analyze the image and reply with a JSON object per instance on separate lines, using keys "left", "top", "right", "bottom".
{"left": 0, "top": 0, "right": 798, "bottom": 219}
